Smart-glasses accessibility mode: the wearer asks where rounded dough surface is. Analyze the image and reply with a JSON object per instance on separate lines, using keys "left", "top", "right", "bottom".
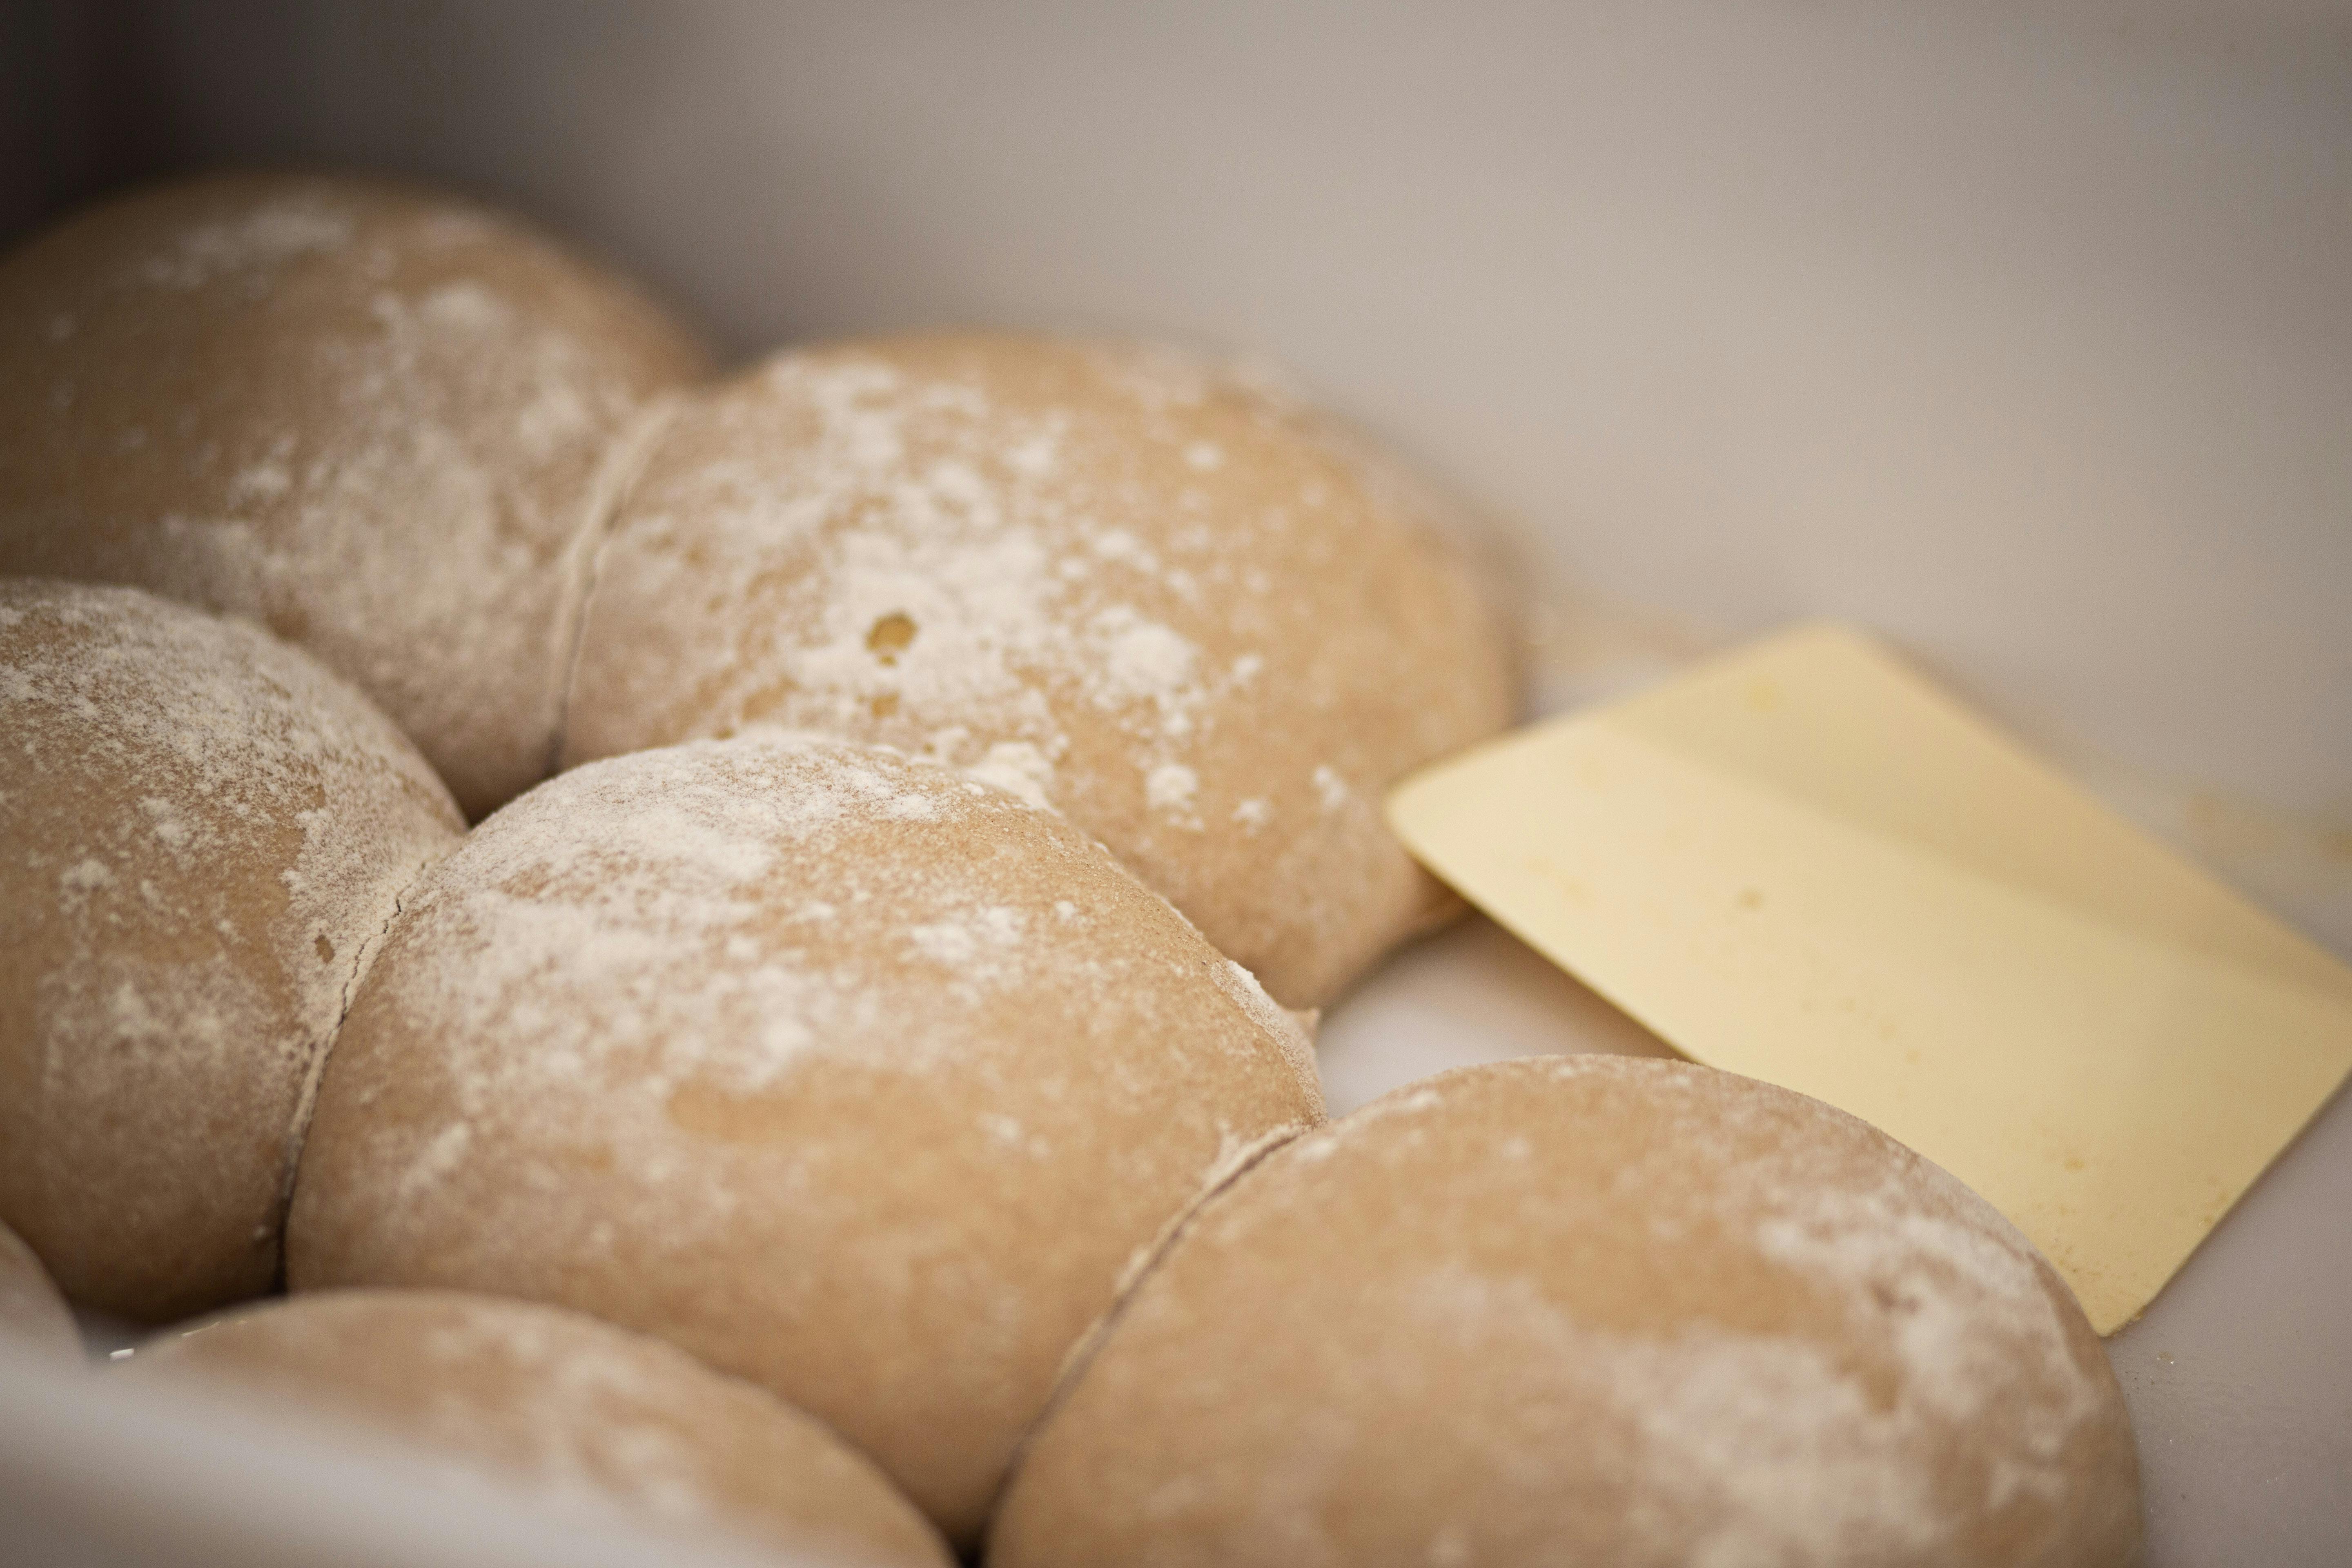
{"left": 993, "top": 1056, "right": 2142, "bottom": 1568}
{"left": 0, "top": 580, "right": 463, "bottom": 1321}
{"left": 122, "top": 1289, "right": 951, "bottom": 1567}
{"left": 563, "top": 333, "right": 1514, "bottom": 1005}
{"left": 288, "top": 734, "right": 1325, "bottom": 1545}
{"left": 0, "top": 170, "right": 713, "bottom": 816}
{"left": 0, "top": 1218, "right": 79, "bottom": 1361}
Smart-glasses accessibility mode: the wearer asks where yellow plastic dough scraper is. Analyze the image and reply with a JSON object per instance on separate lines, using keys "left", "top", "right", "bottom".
{"left": 1386, "top": 621, "right": 2352, "bottom": 1332}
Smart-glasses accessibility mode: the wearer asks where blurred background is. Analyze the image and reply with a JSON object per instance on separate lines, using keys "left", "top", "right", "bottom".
{"left": 6, "top": 0, "right": 2346, "bottom": 821}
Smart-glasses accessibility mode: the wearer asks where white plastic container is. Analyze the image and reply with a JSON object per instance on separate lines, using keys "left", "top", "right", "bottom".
{"left": 2, "top": 4, "right": 2345, "bottom": 1564}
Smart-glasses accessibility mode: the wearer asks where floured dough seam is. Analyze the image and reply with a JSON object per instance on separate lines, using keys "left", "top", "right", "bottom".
{"left": 546, "top": 392, "right": 692, "bottom": 784}
{"left": 1210, "top": 960, "right": 1320, "bottom": 1108}
{"left": 980, "top": 1116, "right": 1316, "bottom": 1548}
{"left": 0, "top": 586, "right": 461, "bottom": 1291}
{"left": 270, "top": 848, "right": 438, "bottom": 1293}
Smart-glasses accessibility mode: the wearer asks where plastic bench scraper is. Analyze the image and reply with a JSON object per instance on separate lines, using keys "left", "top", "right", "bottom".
{"left": 1386, "top": 621, "right": 2352, "bottom": 1332}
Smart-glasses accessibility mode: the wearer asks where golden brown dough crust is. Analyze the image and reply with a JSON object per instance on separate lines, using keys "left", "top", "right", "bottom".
{"left": 122, "top": 1289, "right": 952, "bottom": 1567}
{"left": 563, "top": 334, "right": 1514, "bottom": 1005}
{"left": 0, "top": 581, "right": 463, "bottom": 1321}
{"left": 288, "top": 734, "right": 1324, "bottom": 1546}
{"left": 0, "top": 171, "right": 712, "bottom": 816}
{"left": 993, "top": 1056, "right": 2143, "bottom": 1568}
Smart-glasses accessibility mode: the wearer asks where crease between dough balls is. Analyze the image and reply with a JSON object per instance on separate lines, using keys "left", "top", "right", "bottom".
{"left": 0, "top": 579, "right": 463, "bottom": 1322}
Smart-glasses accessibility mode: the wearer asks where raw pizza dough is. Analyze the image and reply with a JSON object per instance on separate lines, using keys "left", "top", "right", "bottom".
{"left": 288, "top": 734, "right": 1324, "bottom": 1546}
{"left": 993, "top": 1055, "right": 2142, "bottom": 1568}
{"left": 0, "top": 171, "right": 712, "bottom": 815}
{"left": 563, "top": 333, "right": 1514, "bottom": 1005}
{"left": 123, "top": 1289, "right": 951, "bottom": 1567}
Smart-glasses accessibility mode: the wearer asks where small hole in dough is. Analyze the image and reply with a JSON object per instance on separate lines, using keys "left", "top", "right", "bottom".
{"left": 315, "top": 934, "right": 336, "bottom": 963}
{"left": 870, "top": 692, "right": 900, "bottom": 718}
{"left": 866, "top": 612, "right": 917, "bottom": 666}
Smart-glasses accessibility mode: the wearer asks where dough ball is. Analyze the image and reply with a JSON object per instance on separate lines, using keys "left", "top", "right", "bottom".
{"left": 121, "top": 1288, "right": 951, "bottom": 1567}
{"left": 288, "top": 735, "right": 1325, "bottom": 1545}
{"left": 993, "top": 1056, "right": 2142, "bottom": 1568}
{"left": 0, "top": 171, "right": 713, "bottom": 816}
{"left": 0, "top": 1218, "right": 78, "bottom": 1360}
{"left": 563, "top": 334, "right": 1514, "bottom": 1006}
{"left": 0, "top": 580, "right": 464, "bottom": 1321}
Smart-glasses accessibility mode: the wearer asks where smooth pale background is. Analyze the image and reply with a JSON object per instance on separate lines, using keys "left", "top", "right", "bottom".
{"left": 0, "top": 3, "right": 2345, "bottom": 1564}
